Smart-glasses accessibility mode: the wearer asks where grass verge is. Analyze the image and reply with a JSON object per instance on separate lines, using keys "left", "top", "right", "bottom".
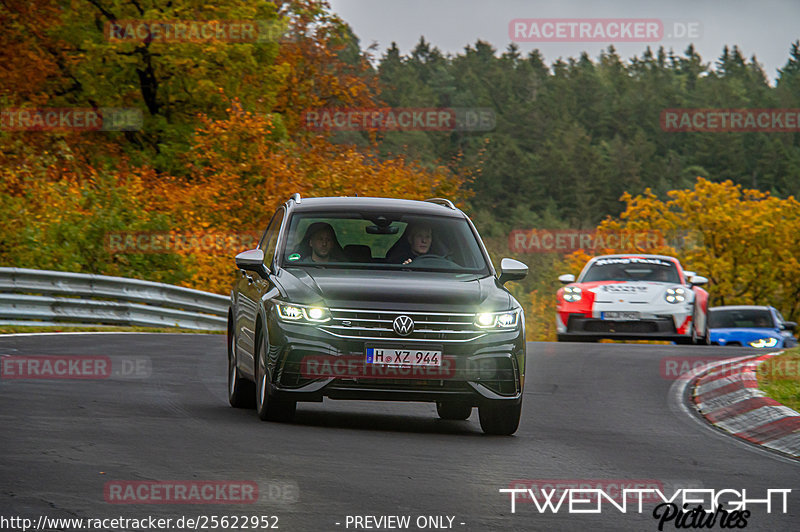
{"left": 756, "top": 347, "right": 800, "bottom": 412}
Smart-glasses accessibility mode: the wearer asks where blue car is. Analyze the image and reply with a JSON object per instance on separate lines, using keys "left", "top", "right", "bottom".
{"left": 708, "top": 305, "right": 798, "bottom": 348}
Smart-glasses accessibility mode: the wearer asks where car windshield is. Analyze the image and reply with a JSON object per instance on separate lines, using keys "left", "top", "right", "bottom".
{"left": 709, "top": 309, "right": 775, "bottom": 329}
{"left": 581, "top": 257, "right": 681, "bottom": 283}
{"left": 278, "top": 211, "right": 490, "bottom": 274}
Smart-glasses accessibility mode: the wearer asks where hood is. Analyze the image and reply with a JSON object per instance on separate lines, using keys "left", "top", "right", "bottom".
{"left": 578, "top": 280, "right": 688, "bottom": 305}
{"left": 276, "top": 267, "right": 512, "bottom": 312}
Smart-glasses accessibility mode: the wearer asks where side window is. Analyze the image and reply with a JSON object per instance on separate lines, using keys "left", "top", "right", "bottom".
{"left": 259, "top": 208, "right": 285, "bottom": 270}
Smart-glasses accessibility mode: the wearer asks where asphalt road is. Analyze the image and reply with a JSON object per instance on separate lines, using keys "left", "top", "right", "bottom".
{"left": 1, "top": 334, "right": 798, "bottom": 532}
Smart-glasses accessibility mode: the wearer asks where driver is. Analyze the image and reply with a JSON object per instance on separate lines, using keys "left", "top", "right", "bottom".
{"left": 388, "top": 222, "right": 434, "bottom": 265}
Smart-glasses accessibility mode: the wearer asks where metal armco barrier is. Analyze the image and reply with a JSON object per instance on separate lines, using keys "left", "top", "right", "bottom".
{"left": 0, "top": 268, "right": 228, "bottom": 330}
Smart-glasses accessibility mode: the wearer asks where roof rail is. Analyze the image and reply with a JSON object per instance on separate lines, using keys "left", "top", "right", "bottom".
{"left": 289, "top": 193, "right": 301, "bottom": 204}
{"left": 424, "top": 198, "right": 456, "bottom": 210}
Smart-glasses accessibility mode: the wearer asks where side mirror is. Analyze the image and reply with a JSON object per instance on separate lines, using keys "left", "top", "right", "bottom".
{"left": 558, "top": 274, "right": 576, "bottom": 284}
{"left": 498, "top": 258, "right": 528, "bottom": 285}
{"left": 688, "top": 275, "right": 708, "bottom": 286}
{"left": 235, "top": 249, "right": 269, "bottom": 279}
{"left": 782, "top": 321, "right": 797, "bottom": 331}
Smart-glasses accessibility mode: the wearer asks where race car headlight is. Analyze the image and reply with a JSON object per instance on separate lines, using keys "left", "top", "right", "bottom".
{"left": 749, "top": 337, "right": 779, "bottom": 348}
{"left": 475, "top": 310, "right": 519, "bottom": 329}
{"left": 276, "top": 303, "right": 331, "bottom": 323}
{"left": 563, "top": 286, "right": 582, "bottom": 302}
{"left": 664, "top": 288, "right": 686, "bottom": 304}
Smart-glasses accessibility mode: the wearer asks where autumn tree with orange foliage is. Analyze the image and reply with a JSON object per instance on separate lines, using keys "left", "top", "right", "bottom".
{"left": 597, "top": 178, "right": 800, "bottom": 320}
{"left": 0, "top": 0, "right": 470, "bottom": 295}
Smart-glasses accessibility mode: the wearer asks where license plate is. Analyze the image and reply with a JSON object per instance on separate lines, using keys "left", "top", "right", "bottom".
{"left": 601, "top": 311, "right": 640, "bottom": 321}
{"left": 365, "top": 347, "right": 442, "bottom": 367}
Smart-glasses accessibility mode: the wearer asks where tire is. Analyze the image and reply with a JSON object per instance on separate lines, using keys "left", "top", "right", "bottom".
{"left": 478, "top": 401, "right": 522, "bottom": 435}
{"left": 228, "top": 324, "right": 255, "bottom": 408}
{"left": 557, "top": 334, "right": 596, "bottom": 343}
{"left": 689, "top": 311, "right": 710, "bottom": 345}
{"left": 255, "top": 330, "right": 296, "bottom": 423}
{"left": 436, "top": 401, "right": 472, "bottom": 420}
{"left": 695, "top": 325, "right": 711, "bottom": 346}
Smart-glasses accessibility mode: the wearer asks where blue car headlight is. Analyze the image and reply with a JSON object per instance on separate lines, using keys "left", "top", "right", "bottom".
{"left": 749, "top": 337, "right": 779, "bottom": 348}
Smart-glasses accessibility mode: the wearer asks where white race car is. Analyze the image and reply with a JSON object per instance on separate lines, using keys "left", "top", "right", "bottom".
{"left": 556, "top": 254, "right": 710, "bottom": 344}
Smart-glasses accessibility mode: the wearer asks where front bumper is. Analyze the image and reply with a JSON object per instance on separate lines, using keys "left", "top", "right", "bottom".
{"left": 558, "top": 314, "right": 687, "bottom": 341}
{"left": 266, "top": 317, "right": 525, "bottom": 406}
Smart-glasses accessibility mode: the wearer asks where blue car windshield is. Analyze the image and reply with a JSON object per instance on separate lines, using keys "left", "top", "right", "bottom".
{"left": 709, "top": 309, "right": 774, "bottom": 329}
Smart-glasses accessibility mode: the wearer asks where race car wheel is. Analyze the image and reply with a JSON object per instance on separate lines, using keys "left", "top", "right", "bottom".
{"left": 695, "top": 324, "right": 711, "bottom": 346}
{"left": 436, "top": 401, "right": 472, "bottom": 420}
{"left": 479, "top": 401, "right": 521, "bottom": 435}
{"left": 557, "top": 334, "right": 597, "bottom": 343}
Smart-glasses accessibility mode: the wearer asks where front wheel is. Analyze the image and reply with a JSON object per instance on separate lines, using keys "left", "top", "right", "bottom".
{"left": 478, "top": 401, "right": 522, "bottom": 435}
{"left": 255, "top": 331, "right": 296, "bottom": 422}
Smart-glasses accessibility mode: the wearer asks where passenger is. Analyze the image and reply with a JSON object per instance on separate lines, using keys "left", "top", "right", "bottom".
{"left": 297, "top": 222, "right": 344, "bottom": 263}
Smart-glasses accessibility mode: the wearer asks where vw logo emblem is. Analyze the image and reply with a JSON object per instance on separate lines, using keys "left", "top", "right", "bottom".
{"left": 393, "top": 315, "right": 414, "bottom": 336}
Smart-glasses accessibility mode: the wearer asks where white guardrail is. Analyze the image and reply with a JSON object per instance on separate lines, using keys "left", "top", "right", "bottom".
{"left": 0, "top": 268, "right": 228, "bottom": 331}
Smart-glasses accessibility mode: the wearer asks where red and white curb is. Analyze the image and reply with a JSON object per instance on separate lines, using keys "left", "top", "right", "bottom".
{"left": 693, "top": 352, "right": 800, "bottom": 458}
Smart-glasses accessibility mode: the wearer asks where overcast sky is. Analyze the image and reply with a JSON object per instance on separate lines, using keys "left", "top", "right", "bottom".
{"left": 328, "top": 0, "right": 800, "bottom": 84}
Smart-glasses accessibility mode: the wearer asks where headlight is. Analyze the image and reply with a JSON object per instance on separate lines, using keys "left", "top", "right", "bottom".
{"left": 664, "top": 287, "right": 686, "bottom": 304}
{"left": 563, "top": 286, "right": 582, "bottom": 302}
{"left": 475, "top": 310, "right": 519, "bottom": 329}
{"left": 276, "top": 303, "right": 331, "bottom": 323}
{"left": 749, "top": 337, "right": 779, "bottom": 348}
